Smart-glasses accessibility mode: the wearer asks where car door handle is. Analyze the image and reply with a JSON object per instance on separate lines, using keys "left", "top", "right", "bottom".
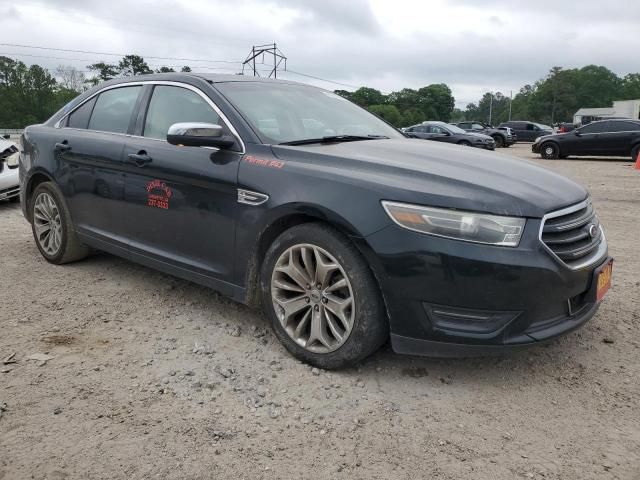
{"left": 54, "top": 142, "right": 71, "bottom": 152}
{"left": 127, "top": 152, "right": 153, "bottom": 167}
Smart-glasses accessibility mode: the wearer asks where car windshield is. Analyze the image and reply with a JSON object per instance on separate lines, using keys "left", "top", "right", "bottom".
{"left": 215, "top": 82, "right": 403, "bottom": 145}
{"left": 443, "top": 124, "right": 467, "bottom": 134}
{"left": 535, "top": 123, "right": 552, "bottom": 130}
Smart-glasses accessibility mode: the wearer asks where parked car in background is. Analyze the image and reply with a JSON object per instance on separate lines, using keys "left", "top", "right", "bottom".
{"left": 454, "top": 121, "right": 514, "bottom": 147}
{"left": 19, "top": 73, "right": 612, "bottom": 368}
{"left": 532, "top": 119, "right": 640, "bottom": 160}
{"left": 403, "top": 121, "right": 495, "bottom": 150}
{"left": 497, "top": 126, "right": 518, "bottom": 142}
{"left": 498, "top": 121, "right": 553, "bottom": 142}
{"left": 0, "top": 138, "right": 20, "bottom": 202}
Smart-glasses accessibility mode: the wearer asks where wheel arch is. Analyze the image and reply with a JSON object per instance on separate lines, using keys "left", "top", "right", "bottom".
{"left": 24, "top": 169, "right": 55, "bottom": 222}
{"left": 242, "top": 206, "right": 388, "bottom": 316}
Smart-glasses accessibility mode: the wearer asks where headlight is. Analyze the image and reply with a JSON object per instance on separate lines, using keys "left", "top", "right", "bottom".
{"left": 382, "top": 201, "right": 526, "bottom": 247}
{"left": 6, "top": 152, "right": 19, "bottom": 168}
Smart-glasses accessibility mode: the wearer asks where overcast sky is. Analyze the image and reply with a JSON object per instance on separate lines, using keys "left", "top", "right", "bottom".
{"left": 2, "top": 0, "right": 640, "bottom": 107}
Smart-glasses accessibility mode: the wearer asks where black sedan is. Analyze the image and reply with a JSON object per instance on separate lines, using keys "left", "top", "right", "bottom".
{"left": 532, "top": 119, "right": 640, "bottom": 160}
{"left": 403, "top": 121, "right": 496, "bottom": 150}
{"left": 20, "top": 74, "right": 611, "bottom": 368}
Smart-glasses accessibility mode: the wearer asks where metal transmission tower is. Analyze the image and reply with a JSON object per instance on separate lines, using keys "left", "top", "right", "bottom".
{"left": 242, "top": 43, "right": 287, "bottom": 78}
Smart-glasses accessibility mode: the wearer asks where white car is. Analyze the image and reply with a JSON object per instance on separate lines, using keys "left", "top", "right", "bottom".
{"left": 0, "top": 138, "right": 20, "bottom": 202}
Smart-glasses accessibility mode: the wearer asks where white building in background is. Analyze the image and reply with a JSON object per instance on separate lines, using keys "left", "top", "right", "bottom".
{"left": 573, "top": 99, "right": 640, "bottom": 125}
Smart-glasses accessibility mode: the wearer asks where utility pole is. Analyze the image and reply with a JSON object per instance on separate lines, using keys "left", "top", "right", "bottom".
{"left": 242, "top": 43, "right": 287, "bottom": 78}
{"left": 488, "top": 92, "right": 493, "bottom": 125}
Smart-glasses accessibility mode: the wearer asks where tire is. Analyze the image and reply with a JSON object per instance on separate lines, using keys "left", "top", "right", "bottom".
{"left": 29, "top": 182, "right": 89, "bottom": 265}
{"left": 458, "top": 140, "right": 472, "bottom": 147}
{"left": 492, "top": 135, "right": 505, "bottom": 148}
{"left": 631, "top": 144, "right": 640, "bottom": 162}
{"left": 540, "top": 142, "right": 559, "bottom": 159}
{"left": 260, "top": 223, "right": 388, "bottom": 369}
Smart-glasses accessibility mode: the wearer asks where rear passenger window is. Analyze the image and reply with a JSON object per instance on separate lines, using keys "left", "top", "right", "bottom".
{"left": 88, "top": 86, "right": 142, "bottom": 134}
{"left": 67, "top": 97, "right": 97, "bottom": 129}
{"left": 607, "top": 121, "right": 639, "bottom": 132}
{"left": 143, "top": 86, "right": 221, "bottom": 140}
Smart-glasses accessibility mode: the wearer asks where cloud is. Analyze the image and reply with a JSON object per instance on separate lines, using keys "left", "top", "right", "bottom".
{"left": 2, "top": 0, "right": 639, "bottom": 107}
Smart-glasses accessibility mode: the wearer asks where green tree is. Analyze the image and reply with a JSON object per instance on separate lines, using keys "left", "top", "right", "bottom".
{"left": 418, "top": 84, "right": 455, "bottom": 122}
{"left": 86, "top": 62, "right": 119, "bottom": 85}
{"left": 368, "top": 104, "right": 403, "bottom": 127}
{"left": 0, "top": 56, "right": 72, "bottom": 128}
{"left": 350, "top": 87, "right": 386, "bottom": 107}
{"left": 180, "top": 66, "right": 192, "bottom": 73}
{"left": 620, "top": 73, "right": 640, "bottom": 100}
{"left": 156, "top": 66, "right": 176, "bottom": 73}
{"left": 118, "top": 55, "right": 153, "bottom": 76}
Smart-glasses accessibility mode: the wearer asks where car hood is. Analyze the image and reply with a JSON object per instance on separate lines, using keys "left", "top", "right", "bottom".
{"left": 271, "top": 138, "right": 587, "bottom": 218}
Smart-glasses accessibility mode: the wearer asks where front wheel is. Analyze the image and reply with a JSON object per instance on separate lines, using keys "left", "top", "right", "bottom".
{"left": 631, "top": 144, "right": 640, "bottom": 162}
{"left": 458, "top": 140, "right": 472, "bottom": 147}
{"left": 493, "top": 135, "right": 505, "bottom": 148}
{"left": 261, "top": 223, "right": 388, "bottom": 369}
{"left": 540, "top": 142, "right": 559, "bottom": 159}
{"left": 30, "top": 182, "right": 89, "bottom": 264}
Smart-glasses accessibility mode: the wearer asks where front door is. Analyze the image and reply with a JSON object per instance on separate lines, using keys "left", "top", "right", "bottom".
{"left": 571, "top": 122, "right": 607, "bottom": 155}
{"left": 122, "top": 84, "right": 241, "bottom": 288}
{"left": 57, "top": 85, "right": 143, "bottom": 249}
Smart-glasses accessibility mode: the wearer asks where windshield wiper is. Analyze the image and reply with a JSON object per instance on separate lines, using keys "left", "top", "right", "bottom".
{"left": 279, "top": 134, "right": 388, "bottom": 146}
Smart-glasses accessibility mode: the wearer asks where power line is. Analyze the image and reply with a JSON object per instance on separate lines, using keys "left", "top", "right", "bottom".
{"left": 1, "top": 43, "right": 368, "bottom": 92}
{"left": 0, "top": 43, "right": 241, "bottom": 64}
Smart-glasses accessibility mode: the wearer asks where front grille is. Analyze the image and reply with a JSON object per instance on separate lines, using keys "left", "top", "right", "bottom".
{"left": 541, "top": 201, "right": 605, "bottom": 269}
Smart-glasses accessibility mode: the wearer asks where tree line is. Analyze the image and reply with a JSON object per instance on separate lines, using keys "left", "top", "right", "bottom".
{"left": 460, "top": 65, "right": 640, "bottom": 126}
{"left": 2, "top": 52, "right": 639, "bottom": 130}
{"left": 0, "top": 55, "right": 192, "bottom": 129}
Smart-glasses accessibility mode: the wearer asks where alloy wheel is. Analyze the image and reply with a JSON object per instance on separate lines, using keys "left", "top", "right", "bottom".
{"left": 271, "top": 243, "right": 355, "bottom": 354}
{"left": 33, "top": 192, "right": 63, "bottom": 256}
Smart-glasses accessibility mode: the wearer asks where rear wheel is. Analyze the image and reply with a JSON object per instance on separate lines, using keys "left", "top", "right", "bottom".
{"left": 492, "top": 135, "right": 504, "bottom": 148}
{"left": 30, "top": 182, "right": 89, "bottom": 264}
{"left": 540, "top": 142, "right": 559, "bottom": 159}
{"left": 261, "top": 223, "right": 388, "bottom": 369}
{"left": 631, "top": 144, "right": 640, "bottom": 162}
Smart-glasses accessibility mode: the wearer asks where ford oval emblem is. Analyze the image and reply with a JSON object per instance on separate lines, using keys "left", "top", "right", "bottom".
{"left": 588, "top": 224, "right": 599, "bottom": 238}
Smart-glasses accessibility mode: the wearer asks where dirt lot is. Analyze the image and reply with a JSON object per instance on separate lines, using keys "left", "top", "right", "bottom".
{"left": 1, "top": 143, "right": 638, "bottom": 480}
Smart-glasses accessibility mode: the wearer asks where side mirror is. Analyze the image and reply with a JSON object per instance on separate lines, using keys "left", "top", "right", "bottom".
{"left": 167, "top": 123, "right": 235, "bottom": 149}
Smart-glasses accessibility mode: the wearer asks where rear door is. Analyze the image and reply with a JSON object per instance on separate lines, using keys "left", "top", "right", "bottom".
{"left": 56, "top": 85, "right": 143, "bottom": 249}
{"left": 600, "top": 120, "right": 640, "bottom": 156}
{"left": 122, "top": 83, "right": 242, "bottom": 288}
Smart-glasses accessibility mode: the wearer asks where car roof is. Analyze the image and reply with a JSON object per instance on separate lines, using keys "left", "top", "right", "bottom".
{"left": 105, "top": 72, "right": 308, "bottom": 87}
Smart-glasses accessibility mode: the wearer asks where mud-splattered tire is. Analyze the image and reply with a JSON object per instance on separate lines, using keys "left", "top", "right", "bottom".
{"left": 29, "top": 182, "right": 89, "bottom": 265}
{"left": 261, "top": 223, "right": 388, "bottom": 369}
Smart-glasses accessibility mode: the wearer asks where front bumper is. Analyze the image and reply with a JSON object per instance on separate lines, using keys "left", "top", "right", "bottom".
{"left": 0, "top": 165, "right": 20, "bottom": 200}
{"left": 531, "top": 142, "right": 541, "bottom": 153}
{"left": 355, "top": 219, "right": 609, "bottom": 357}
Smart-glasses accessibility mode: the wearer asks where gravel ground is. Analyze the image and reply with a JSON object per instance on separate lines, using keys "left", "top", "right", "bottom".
{"left": 1, "top": 143, "right": 639, "bottom": 480}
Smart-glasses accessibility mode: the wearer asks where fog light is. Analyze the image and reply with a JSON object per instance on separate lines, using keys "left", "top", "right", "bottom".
{"left": 424, "top": 303, "right": 521, "bottom": 337}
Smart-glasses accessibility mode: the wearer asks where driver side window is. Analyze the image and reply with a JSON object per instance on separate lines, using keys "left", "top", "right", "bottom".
{"left": 143, "top": 86, "right": 221, "bottom": 141}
